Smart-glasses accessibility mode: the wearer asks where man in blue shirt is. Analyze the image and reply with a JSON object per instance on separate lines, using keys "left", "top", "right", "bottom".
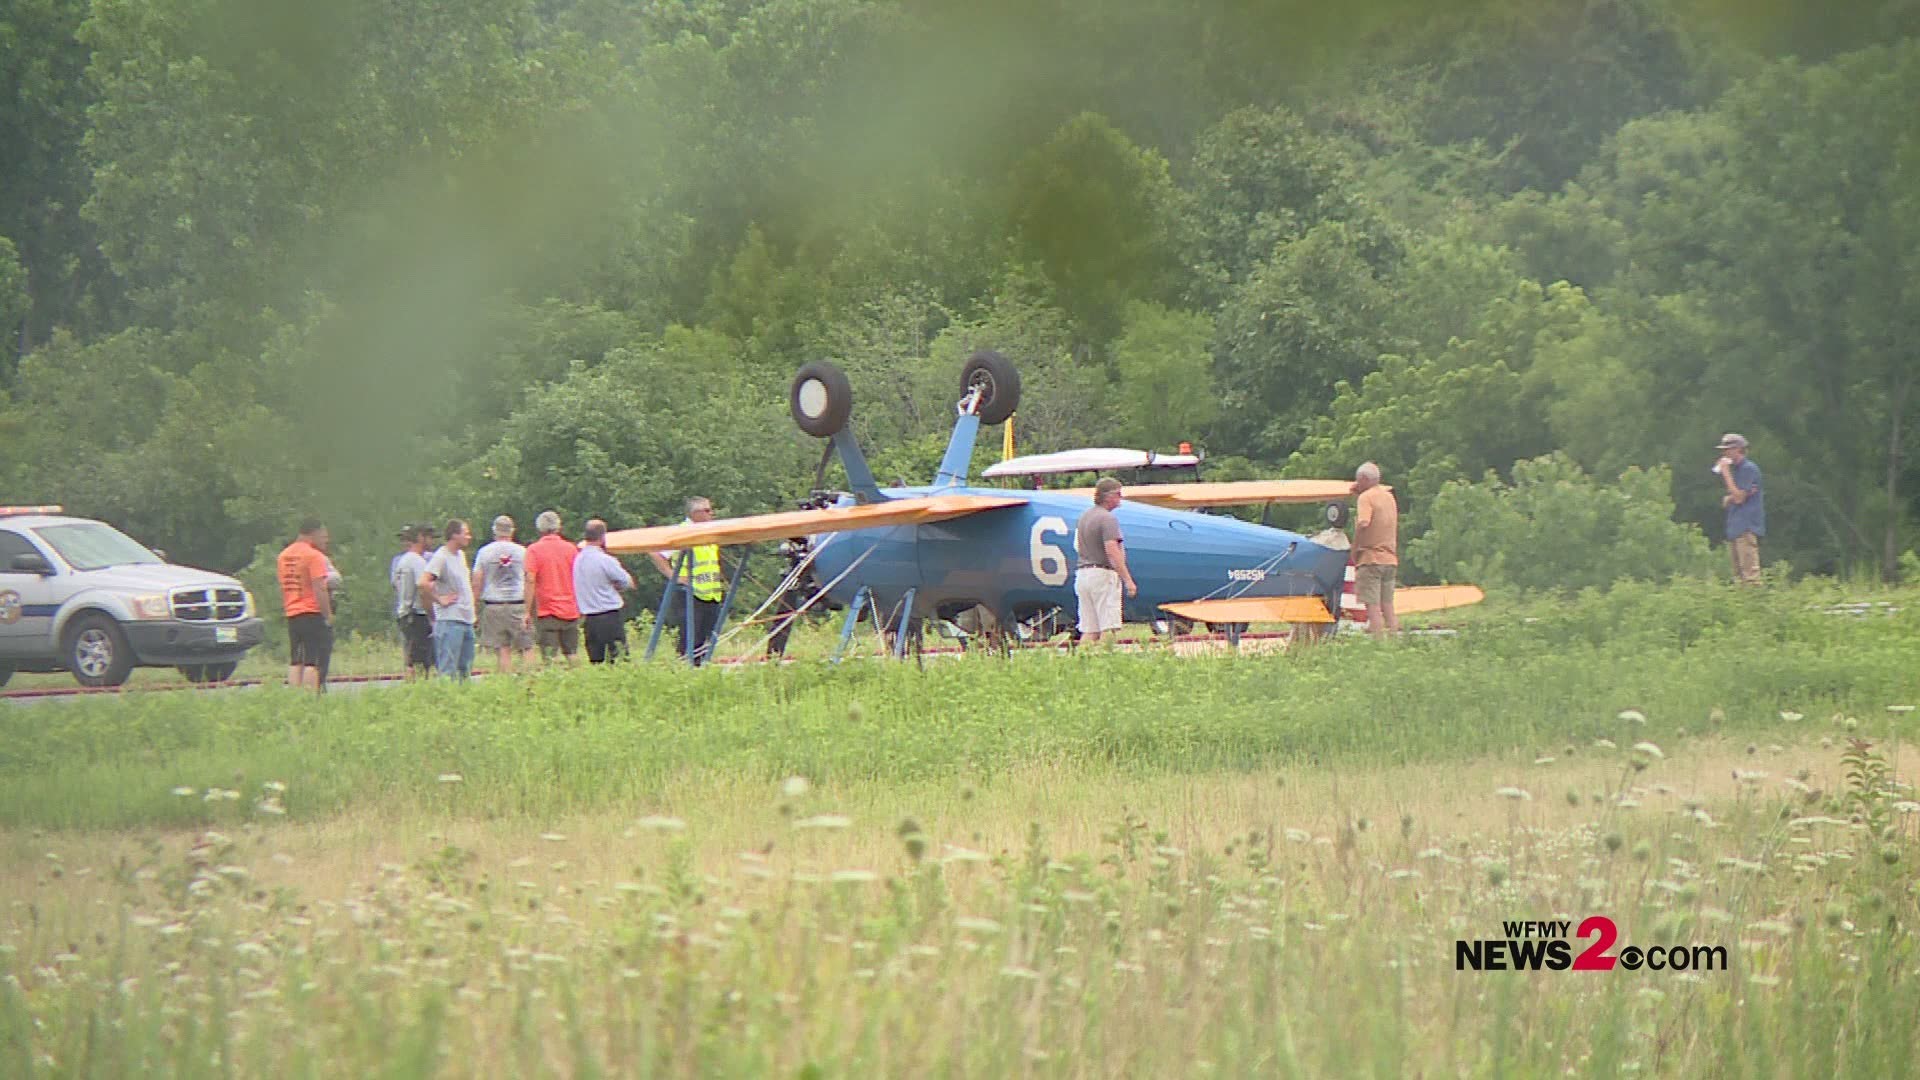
{"left": 1714, "top": 433, "right": 1765, "bottom": 585}
{"left": 572, "top": 518, "right": 635, "bottom": 663}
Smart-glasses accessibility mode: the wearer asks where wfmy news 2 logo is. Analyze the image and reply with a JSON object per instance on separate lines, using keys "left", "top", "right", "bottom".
{"left": 1456, "top": 917, "right": 1728, "bottom": 973}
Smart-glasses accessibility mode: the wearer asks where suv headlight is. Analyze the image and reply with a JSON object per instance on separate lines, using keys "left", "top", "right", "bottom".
{"left": 242, "top": 590, "right": 256, "bottom": 618}
{"left": 129, "top": 594, "right": 172, "bottom": 620}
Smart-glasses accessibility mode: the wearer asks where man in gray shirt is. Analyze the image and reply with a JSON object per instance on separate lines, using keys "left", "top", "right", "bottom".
{"left": 471, "top": 514, "right": 535, "bottom": 674}
{"left": 573, "top": 518, "right": 635, "bottom": 664}
{"left": 390, "top": 524, "right": 435, "bottom": 679}
{"left": 1074, "top": 477, "right": 1137, "bottom": 644}
{"left": 419, "top": 519, "right": 476, "bottom": 679}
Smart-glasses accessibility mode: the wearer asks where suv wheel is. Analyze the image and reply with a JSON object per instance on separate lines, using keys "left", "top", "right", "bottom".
{"left": 67, "top": 615, "right": 135, "bottom": 688}
{"left": 0, "top": 664, "right": 12, "bottom": 689}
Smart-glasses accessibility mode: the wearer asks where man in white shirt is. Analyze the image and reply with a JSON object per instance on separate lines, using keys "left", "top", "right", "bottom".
{"left": 470, "top": 515, "right": 535, "bottom": 675}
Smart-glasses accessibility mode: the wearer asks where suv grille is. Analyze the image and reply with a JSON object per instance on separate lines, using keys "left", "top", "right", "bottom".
{"left": 172, "top": 587, "right": 247, "bottom": 622}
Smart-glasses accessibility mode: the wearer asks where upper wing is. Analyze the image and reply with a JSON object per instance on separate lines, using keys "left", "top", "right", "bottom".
{"left": 601, "top": 494, "right": 1027, "bottom": 554}
{"left": 1159, "top": 596, "right": 1336, "bottom": 625}
{"left": 1163, "top": 584, "right": 1485, "bottom": 626}
{"left": 1381, "top": 584, "right": 1484, "bottom": 615}
{"left": 1058, "top": 480, "right": 1375, "bottom": 509}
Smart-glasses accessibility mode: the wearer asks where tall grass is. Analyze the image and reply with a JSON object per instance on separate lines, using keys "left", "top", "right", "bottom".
{"left": 2, "top": 578, "right": 1917, "bottom": 1075}
{"left": 2, "top": 578, "right": 1915, "bottom": 830}
{"left": 2, "top": 734, "right": 1916, "bottom": 1077}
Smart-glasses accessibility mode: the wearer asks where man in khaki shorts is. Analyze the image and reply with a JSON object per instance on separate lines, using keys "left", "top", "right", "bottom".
{"left": 1352, "top": 462, "right": 1400, "bottom": 638}
{"left": 1074, "top": 478, "right": 1137, "bottom": 644}
{"left": 471, "top": 515, "right": 536, "bottom": 673}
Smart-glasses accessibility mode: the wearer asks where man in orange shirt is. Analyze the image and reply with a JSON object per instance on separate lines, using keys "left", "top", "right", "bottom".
{"left": 276, "top": 517, "right": 333, "bottom": 692}
{"left": 1351, "top": 462, "right": 1399, "bottom": 638}
{"left": 525, "top": 510, "right": 582, "bottom": 666}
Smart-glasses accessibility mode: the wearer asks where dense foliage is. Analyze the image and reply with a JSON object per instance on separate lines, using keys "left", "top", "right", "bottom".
{"left": 3, "top": 0, "right": 1917, "bottom": 634}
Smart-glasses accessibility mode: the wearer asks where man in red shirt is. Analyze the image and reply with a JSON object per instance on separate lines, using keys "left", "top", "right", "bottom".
{"left": 526, "top": 510, "right": 582, "bottom": 666}
{"left": 276, "top": 517, "right": 333, "bottom": 692}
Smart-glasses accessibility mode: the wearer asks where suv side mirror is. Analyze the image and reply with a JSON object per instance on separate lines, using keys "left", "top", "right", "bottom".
{"left": 10, "top": 553, "right": 53, "bottom": 576}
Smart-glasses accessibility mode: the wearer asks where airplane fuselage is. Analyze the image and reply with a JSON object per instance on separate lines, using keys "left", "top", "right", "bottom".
{"left": 806, "top": 486, "right": 1349, "bottom": 631}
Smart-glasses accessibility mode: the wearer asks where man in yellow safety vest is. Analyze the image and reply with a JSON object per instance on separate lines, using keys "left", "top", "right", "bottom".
{"left": 649, "top": 495, "right": 724, "bottom": 666}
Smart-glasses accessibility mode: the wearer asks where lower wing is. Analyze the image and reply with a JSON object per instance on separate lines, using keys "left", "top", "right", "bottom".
{"left": 602, "top": 494, "right": 1027, "bottom": 554}
{"left": 1060, "top": 480, "right": 1373, "bottom": 508}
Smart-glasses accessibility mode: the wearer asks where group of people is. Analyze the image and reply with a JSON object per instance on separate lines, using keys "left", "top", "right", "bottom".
{"left": 1066, "top": 464, "right": 1407, "bottom": 643}
{"left": 274, "top": 499, "right": 726, "bottom": 692}
{"left": 279, "top": 435, "right": 1766, "bottom": 688}
{"left": 1066, "top": 431, "right": 1765, "bottom": 644}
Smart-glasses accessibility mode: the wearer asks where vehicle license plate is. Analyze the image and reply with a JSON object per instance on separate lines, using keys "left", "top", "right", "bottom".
{"left": 215, "top": 627, "right": 238, "bottom": 644}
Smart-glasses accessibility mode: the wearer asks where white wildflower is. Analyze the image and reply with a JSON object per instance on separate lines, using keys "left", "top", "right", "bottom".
{"left": 781, "top": 776, "right": 811, "bottom": 798}
{"left": 793, "top": 814, "right": 852, "bottom": 830}
{"left": 1632, "top": 741, "right": 1664, "bottom": 760}
{"left": 436, "top": 773, "right": 464, "bottom": 784}
{"left": 1495, "top": 787, "right": 1531, "bottom": 801}
{"left": 635, "top": 815, "right": 686, "bottom": 831}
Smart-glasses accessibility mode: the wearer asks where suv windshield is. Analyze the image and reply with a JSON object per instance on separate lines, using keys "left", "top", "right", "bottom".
{"left": 33, "top": 522, "right": 163, "bottom": 571}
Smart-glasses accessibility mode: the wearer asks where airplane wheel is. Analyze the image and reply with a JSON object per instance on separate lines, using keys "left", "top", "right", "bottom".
{"left": 961, "top": 351, "right": 1021, "bottom": 425}
{"left": 791, "top": 361, "right": 854, "bottom": 437}
{"left": 1322, "top": 501, "right": 1349, "bottom": 529}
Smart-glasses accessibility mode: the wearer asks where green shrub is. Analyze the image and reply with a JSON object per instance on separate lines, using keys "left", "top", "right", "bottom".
{"left": 1407, "top": 453, "right": 1717, "bottom": 591}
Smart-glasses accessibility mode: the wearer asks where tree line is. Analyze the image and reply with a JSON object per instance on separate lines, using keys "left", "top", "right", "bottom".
{"left": 2, "top": 0, "right": 1916, "bottom": 634}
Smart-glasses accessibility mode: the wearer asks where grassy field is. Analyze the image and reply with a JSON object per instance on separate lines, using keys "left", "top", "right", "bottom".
{"left": 3, "top": 578, "right": 1917, "bottom": 1075}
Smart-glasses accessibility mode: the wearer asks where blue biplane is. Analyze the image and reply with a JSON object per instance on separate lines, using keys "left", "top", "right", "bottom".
{"left": 607, "top": 353, "right": 1481, "bottom": 659}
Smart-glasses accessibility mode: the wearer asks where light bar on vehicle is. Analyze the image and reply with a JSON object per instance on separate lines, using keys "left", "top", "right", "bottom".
{"left": 0, "top": 505, "right": 64, "bottom": 516}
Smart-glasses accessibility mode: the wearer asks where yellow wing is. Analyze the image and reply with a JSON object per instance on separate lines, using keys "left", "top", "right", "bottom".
{"left": 1385, "top": 585, "right": 1485, "bottom": 614}
{"left": 602, "top": 494, "right": 1027, "bottom": 554}
{"left": 1159, "top": 596, "right": 1336, "bottom": 625}
{"left": 1059, "top": 480, "right": 1374, "bottom": 508}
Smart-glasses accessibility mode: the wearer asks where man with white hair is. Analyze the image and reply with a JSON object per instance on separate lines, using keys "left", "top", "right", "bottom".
{"left": 1352, "top": 462, "right": 1400, "bottom": 637}
{"left": 471, "top": 514, "right": 535, "bottom": 674}
{"left": 525, "top": 509, "right": 582, "bottom": 664}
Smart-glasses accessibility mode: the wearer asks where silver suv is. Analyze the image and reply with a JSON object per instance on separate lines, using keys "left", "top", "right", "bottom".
{"left": 0, "top": 508, "right": 265, "bottom": 688}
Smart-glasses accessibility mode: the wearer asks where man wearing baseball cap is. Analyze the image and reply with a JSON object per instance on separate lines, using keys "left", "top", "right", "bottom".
{"left": 1713, "top": 434, "right": 1764, "bottom": 584}
{"left": 390, "top": 524, "right": 436, "bottom": 678}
